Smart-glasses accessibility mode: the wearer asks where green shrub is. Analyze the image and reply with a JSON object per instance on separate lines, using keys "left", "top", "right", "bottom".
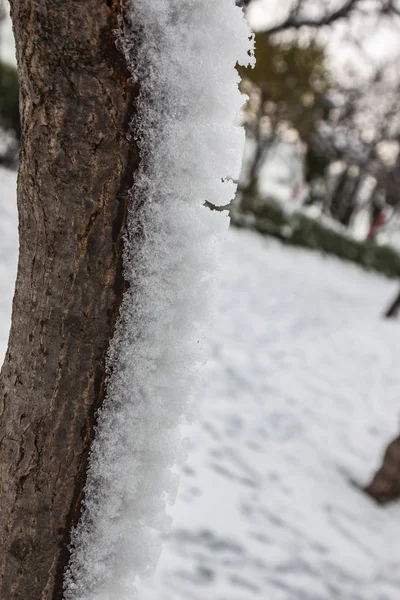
{"left": 0, "top": 60, "right": 20, "bottom": 138}
{"left": 232, "top": 200, "right": 400, "bottom": 279}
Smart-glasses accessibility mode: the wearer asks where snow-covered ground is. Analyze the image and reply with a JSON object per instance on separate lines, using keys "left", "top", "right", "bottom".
{"left": 0, "top": 167, "right": 17, "bottom": 360}
{"left": 0, "top": 5, "right": 16, "bottom": 66}
{"left": 137, "top": 228, "right": 400, "bottom": 598}
{"left": 2, "top": 171, "right": 400, "bottom": 598}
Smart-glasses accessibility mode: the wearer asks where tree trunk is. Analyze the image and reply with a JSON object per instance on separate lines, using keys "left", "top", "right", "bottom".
{"left": 329, "top": 168, "right": 348, "bottom": 220}
{"left": 329, "top": 167, "right": 360, "bottom": 225}
{"left": 0, "top": 2, "right": 138, "bottom": 598}
{"left": 340, "top": 175, "right": 361, "bottom": 228}
{"left": 364, "top": 435, "right": 400, "bottom": 505}
{"left": 384, "top": 287, "right": 400, "bottom": 319}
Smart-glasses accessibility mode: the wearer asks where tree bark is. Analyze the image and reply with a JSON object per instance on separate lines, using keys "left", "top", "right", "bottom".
{"left": 364, "top": 435, "right": 400, "bottom": 505}
{"left": 0, "top": 1, "right": 138, "bottom": 598}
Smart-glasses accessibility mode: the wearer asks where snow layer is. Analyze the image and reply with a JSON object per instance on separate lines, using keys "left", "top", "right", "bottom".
{"left": 136, "top": 228, "right": 400, "bottom": 600}
{"left": 63, "top": 2, "right": 253, "bottom": 599}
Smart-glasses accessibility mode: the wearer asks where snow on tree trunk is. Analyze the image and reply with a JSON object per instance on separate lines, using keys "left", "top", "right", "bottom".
{"left": 64, "top": 2, "right": 253, "bottom": 599}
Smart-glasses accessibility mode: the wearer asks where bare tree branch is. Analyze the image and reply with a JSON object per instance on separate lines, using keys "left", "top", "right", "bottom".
{"left": 204, "top": 200, "right": 232, "bottom": 212}
{"left": 264, "top": 0, "right": 361, "bottom": 35}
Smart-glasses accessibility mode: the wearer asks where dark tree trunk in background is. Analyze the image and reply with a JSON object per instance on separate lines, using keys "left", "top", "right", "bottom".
{"left": 329, "top": 168, "right": 348, "bottom": 220}
{"left": 340, "top": 175, "right": 361, "bottom": 227}
{"left": 365, "top": 436, "right": 400, "bottom": 504}
{"left": 384, "top": 287, "right": 400, "bottom": 319}
{"left": 329, "top": 168, "right": 361, "bottom": 226}
{"left": 0, "top": 2, "right": 138, "bottom": 598}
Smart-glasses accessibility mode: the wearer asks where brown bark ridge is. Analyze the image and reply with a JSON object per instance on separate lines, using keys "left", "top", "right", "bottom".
{"left": 364, "top": 435, "right": 400, "bottom": 505}
{"left": 0, "top": 1, "right": 139, "bottom": 598}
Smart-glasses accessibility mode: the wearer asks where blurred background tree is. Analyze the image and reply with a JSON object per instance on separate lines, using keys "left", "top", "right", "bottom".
{"left": 233, "top": 0, "right": 400, "bottom": 250}
{"left": 237, "top": 33, "right": 333, "bottom": 212}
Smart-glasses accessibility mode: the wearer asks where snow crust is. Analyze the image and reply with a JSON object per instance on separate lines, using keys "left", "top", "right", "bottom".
{"left": 64, "top": 2, "right": 253, "bottom": 599}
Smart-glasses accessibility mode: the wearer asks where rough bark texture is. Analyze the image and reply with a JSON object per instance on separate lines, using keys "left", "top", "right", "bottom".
{"left": 0, "top": 1, "right": 138, "bottom": 598}
{"left": 364, "top": 435, "right": 400, "bottom": 505}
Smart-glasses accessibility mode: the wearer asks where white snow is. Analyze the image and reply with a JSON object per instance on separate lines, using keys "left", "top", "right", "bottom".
{"left": 0, "top": 5, "right": 16, "bottom": 66}
{"left": 2, "top": 171, "right": 400, "bottom": 598}
{"left": 64, "top": 2, "right": 253, "bottom": 599}
{"left": 135, "top": 229, "right": 400, "bottom": 600}
{"left": 0, "top": 167, "right": 18, "bottom": 360}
